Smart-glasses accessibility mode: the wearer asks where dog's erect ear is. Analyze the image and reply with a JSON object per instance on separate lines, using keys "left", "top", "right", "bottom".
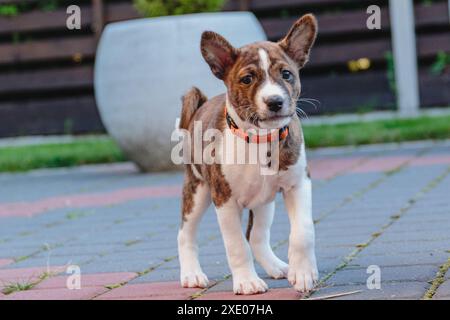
{"left": 201, "top": 31, "right": 238, "bottom": 80}
{"left": 278, "top": 14, "right": 318, "bottom": 69}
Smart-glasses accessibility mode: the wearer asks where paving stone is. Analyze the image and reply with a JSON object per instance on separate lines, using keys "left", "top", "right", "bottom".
{"left": 350, "top": 251, "right": 449, "bottom": 268}
{"left": 370, "top": 239, "right": 450, "bottom": 253}
{"left": 377, "top": 227, "right": 450, "bottom": 242}
{"left": 130, "top": 270, "right": 180, "bottom": 283}
{"left": 2, "top": 286, "right": 107, "bottom": 300}
{"left": 314, "top": 259, "right": 341, "bottom": 275}
{"left": 206, "top": 279, "right": 233, "bottom": 293}
{"left": 80, "top": 257, "right": 161, "bottom": 274}
{"left": 325, "top": 265, "right": 438, "bottom": 287}
{"left": 8, "top": 255, "right": 92, "bottom": 269}
{"left": 35, "top": 272, "right": 137, "bottom": 289}
{"left": 264, "top": 278, "right": 291, "bottom": 289}
{"left": 35, "top": 244, "right": 124, "bottom": 257}
{"left": 197, "top": 288, "right": 302, "bottom": 300}
{"left": 0, "top": 246, "right": 43, "bottom": 260}
{"left": 361, "top": 240, "right": 450, "bottom": 256}
{"left": 95, "top": 282, "right": 200, "bottom": 300}
{"left": 433, "top": 279, "right": 450, "bottom": 300}
{"left": 0, "top": 259, "right": 13, "bottom": 268}
{"left": 309, "top": 281, "right": 429, "bottom": 300}
{"left": 315, "top": 246, "right": 354, "bottom": 259}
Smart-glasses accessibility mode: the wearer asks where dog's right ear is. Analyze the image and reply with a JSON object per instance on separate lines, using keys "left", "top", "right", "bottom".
{"left": 201, "top": 31, "right": 238, "bottom": 80}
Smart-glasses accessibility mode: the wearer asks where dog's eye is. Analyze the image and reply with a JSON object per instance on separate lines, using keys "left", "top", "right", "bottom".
{"left": 282, "top": 70, "right": 293, "bottom": 81}
{"left": 240, "top": 75, "right": 253, "bottom": 85}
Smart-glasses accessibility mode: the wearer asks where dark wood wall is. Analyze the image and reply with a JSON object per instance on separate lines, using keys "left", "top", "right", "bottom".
{"left": 0, "top": 0, "right": 449, "bottom": 137}
{"left": 0, "top": 0, "right": 140, "bottom": 137}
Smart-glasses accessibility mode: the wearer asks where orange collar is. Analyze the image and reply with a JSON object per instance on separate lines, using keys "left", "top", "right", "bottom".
{"left": 225, "top": 108, "right": 289, "bottom": 144}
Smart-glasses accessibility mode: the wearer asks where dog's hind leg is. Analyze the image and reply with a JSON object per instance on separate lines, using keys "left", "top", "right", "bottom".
{"left": 178, "top": 172, "right": 211, "bottom": 288}
{"left": 248, "top": 202, "right": 289, "bottom": 279}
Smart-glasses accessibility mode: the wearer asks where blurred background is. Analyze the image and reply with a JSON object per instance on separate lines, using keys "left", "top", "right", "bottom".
{"left": 0, "top": 1, "right": 449, "bottom": 301}
{"left": 0, "top": 0, "right": 448, "bottom": 139}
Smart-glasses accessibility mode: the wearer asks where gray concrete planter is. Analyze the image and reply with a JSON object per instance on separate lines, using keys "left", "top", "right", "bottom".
{"left": 94, "top": 12, "right": 266, "bottom": 171}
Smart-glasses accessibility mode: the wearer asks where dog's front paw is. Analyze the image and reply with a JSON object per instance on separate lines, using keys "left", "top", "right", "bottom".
{"left": 288, "top": 260, "right": 319, "bottom": 293}
{"left": 263, "top": 258, "right": 289, "bottom": 279}
{"left": 233, "top": 275, "right": 268, "bottom": 295}
{"left": 180, "top": 270, "right": 209, "bottom": 288}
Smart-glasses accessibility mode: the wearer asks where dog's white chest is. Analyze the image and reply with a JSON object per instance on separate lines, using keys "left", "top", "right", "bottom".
{"left": 223, "top": 163, "right": 299, "bottom": 209}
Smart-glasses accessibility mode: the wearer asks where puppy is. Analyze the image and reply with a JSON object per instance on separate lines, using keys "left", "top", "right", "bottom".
{"left": 177, "top": 14, "right": 318, "bottom": 295}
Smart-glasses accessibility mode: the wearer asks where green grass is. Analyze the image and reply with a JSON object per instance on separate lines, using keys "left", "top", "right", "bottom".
{"left": 2, "top": 281, "right": 34, "bottom": 295}
{"left": 0, "top": 136, "right": 125, "bottom": 173}
{"left": 1, "top": 271, "right": 52, "bottom": 295}
{"left": 65, "top": 210, "right": 88, "bottom": 220}
{"left": 0, "top": 115, "right": 450, "bottom": 173}
{"left": 303, "top": 115, "right": 450, "bottom": 149}
{"left": 423, "top": 258, "right": 450, "bottom": 300}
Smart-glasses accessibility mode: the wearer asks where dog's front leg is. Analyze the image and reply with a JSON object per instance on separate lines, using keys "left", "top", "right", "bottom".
{"left": 216, "top": 201, "right": 268, "bottom": 295}
{"left": 283, "top": 174, "right": 318, "bottom": 293}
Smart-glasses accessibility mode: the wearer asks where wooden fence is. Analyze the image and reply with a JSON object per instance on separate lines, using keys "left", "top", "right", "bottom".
{"left": 0, "top": 0, "right": 448, "bottom": 137}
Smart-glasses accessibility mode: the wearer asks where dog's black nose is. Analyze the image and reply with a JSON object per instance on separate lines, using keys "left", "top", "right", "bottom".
{"left": 265, "top": 95, "right": 284, "bottom": 112}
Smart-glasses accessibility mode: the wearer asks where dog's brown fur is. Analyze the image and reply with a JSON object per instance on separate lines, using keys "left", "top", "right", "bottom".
{"left": 181, "top": 165, "right": 202, "bottom": 219}
{"left": 181, "top": 94, "right": 233, "bottom": 216}
{"left": 280, "top": 116, "right": 303, "bottom": 171}
{"left": 180, "top": 87, "right": 208, "bottom": 130}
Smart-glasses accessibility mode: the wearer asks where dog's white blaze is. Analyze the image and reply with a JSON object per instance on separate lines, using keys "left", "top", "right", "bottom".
{"left": 259, "top": 48, "right": 271, "bottom": 74}
{"left": 256, "top": 49, "right": 285, "bottom": 108}
{"left": 256, "top": 49, "right": 288, "bottom": 129}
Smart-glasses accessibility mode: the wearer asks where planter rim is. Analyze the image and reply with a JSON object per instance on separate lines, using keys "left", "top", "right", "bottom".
{"left": 103, "top": 11, "right": 260, "bottom": 32}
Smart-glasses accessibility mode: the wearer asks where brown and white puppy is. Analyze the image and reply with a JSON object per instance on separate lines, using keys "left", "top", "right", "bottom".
{"left": 177, "top": 14, "right": 318, "bottom": 295}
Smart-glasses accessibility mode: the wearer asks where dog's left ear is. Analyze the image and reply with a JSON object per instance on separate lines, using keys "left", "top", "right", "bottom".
{"left": 279, "top": 14, "right": 318, "bottom": 69}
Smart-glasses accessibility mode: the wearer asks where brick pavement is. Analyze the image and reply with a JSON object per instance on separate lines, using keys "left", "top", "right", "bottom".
{"left": 0, "top": 140, "right": 449, "bottom": 300}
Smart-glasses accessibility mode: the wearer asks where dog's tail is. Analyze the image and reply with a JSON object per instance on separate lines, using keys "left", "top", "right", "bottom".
{"left": 179, "top": 87, "right": 208, "bottom": 130}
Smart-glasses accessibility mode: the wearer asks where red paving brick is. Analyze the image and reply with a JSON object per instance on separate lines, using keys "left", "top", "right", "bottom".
{"left": 409, "top": 155, "right": 450, "bottom": 167}
{"left": 2, "top": 286, "right": 107, "bottom": 300}
{"left": 95, "top": 282, "right": 200, "bottom": 300}
{"left": 310, "top": 157, "right": 365, "bottom": 179}
{"left": 0, "top": 266, "right": 65, "bottom": 290}
{"left": 0, "top": 259, "right": 14, "bottom": 268}
{"left": 0, "top": 185, "right": 181, "bottom": 218}
{"left": 350, "top": 156, "right": 412, "bottom": 173}
{"left": 35, "top": 272, "right": 137, "bottom": 289}
{"left": 99, "top": 294, "right": 192, "bottom": 300}
{"left": 197, "top": 288, "right": 302, "bottom": 300}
